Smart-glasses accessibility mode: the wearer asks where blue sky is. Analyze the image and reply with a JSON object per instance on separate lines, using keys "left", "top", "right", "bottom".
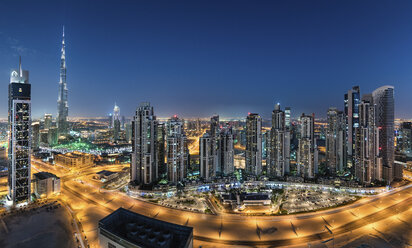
{"left": 0, "top": 0, "right": 412, "bottom": 119}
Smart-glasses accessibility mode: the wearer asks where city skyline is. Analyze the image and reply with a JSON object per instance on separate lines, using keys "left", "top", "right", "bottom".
{"left": 1, "top": 1, "right": 412, "bottom": 119}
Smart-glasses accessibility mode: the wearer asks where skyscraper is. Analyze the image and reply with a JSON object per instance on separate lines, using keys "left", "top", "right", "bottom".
{"left": 218, "top": 126, "right": 235, "bottom": 175}
{"left": 344, "top": 86, "right": 360, "bottom": 170}
{"left": 130, "top": 103, "right": 158, "bottom": 185}
{"left": 199, "top": 132, "right": 215, "bottom": 180}
{"left": 112, "top": 103, "right": 121, "bottom": 141}
{"left": 354, "top": 94, "right": 381, "bottom": 184}
{"left": 245, "top": 113, "right": 262, "bottom": 176}
{"left": 210, "top": 115, "right": 220, "bottom": 172}
{"left": 372, "top": 86, "right": 396, "bottom": 183}
{"left": 32, "top": 122, "right": 40, "bottom": 151}
{"left": 285, "top": 107, "right": 291, "bottom": 129}
{"left": 267, "top": 104, "right": 290, "bottom": 177}
{"left": 166, "top": 115, "right": 189, "bottom": 182}
{"left": 8, "top": 58, "right": 31, "bottom": 205}
{"left": 297, "top": 113, "right": 318, "bottom": 178}
{"left": 326, "top": 107, "right": 346, "bottom": 174}
{"left": 57, "top": 27, "right": 69, "bottom": 135}
{"left": 399, "top": 122, "right": 412, "bottom": 156}
{"left": 44, "top": 113, "right": 52, "bottom": 130}
{"left": 157, "top": 123, "right": 167, "bottom": 178}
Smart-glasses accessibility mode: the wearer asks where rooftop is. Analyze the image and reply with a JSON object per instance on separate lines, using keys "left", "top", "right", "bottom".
{"left": 34, "top": 172, "right": 59, "bottom": 180}
{"left": 96, "top": 170, "right": 117, "bottom": 177}
{"left": 99, "top": 208, "right": 193, "bottom": 248}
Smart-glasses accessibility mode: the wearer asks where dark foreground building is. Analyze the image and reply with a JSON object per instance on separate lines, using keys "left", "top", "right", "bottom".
{"left": 98, "top": 208, "right": 193, "bottom": 248}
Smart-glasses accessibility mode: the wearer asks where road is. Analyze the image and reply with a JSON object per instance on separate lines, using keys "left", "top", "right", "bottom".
{"left": 32, "top": 159, "right": 412, "bottom": 247}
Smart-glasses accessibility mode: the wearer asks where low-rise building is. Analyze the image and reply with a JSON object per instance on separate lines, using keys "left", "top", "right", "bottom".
{"left": 54, "top": 151, "right": 94, "bottom": 167}
{"left": 221, "top": 192, "right": 271, "bottom": 206}
{"left": 33, "top": 172, "right": 61, "bottom": 197}
{"left": 99, "top": 208, "right": 193, "bottom": 248}
{"left": 95, "top": 170, "right": 118, "bottom": 182}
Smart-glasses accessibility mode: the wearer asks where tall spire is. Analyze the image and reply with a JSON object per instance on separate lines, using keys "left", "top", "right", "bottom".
{"left": 57, "top": 25, "right": 69, "bottom": 135}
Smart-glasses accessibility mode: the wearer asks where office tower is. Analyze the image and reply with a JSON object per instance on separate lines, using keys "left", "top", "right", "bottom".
{"left": 399, "top": 122, "right": 412, "bottom": 156}
{"left": 108, "top": 114, "right": 113, "bottom": 129}
{"left": 218, "top": 126, "right": 235, "bottom": 175}
{"left": 57, "top": 26, "right": 69, "bottom": 135}
{"left": 372, "top": 86, "right": 396, "bottom": 183}
{"left": 130, "top": 102, "right": 158, "bottom": 185}
{"left": 354, "top": 95, "right": 381, "bottom": 184}
{"left": 47, "top": 127, "right": 58, "bottom": 146}
{"left": 344, "top": 86, "right": 360, "bottom": 170}
{"left": 285, "top": 107, "right": 291, "bottom": 129}
{"left": 32, "top": 122, "right": 40, "bottom": 151}
{"left": 166, "top": 115, "right": 189, "bottom": 182}
{"left": 121, "top": 116, "right": 126, "bottom": 130}
{"left": 245, "top": 113, "right": 262, "bottom": 176}
{"left": 112, "top": 103, "right": 121, "bottom": 141}
{"left": 113, "top": 119, "right": 121, "bottom": 141}
{"left": 263, "top": 130, "right": 269, "bottom": 159}
{"left": 44, "top": 114, "right": 52, "bottom": 129}
{"left": 199, "top": 133, "right": 215, "bottom": 180}
{"left": 8, "top": 57, "right": 31, "bottom": 205}
{"left": 210, "top": 115, "right": 220, "bottom": 138}
{"left": 125, "top": 122, "right": 132, "bottom": 143}
{"left": 267, "top": 104, "right": 290, "bottom": 177}
{"left": 157, "top": 123, "right": 167, "bottom": 178}
{"left": 326, "top": 108, "right": 346, "bottom": 174}
{"left": 209, "top": 115, "right": 220, "bottom": 171}
{"left": 297, "top": 113, "right": 318, "bottom": 178}
{"left": 112, "top": 103, "right": 120, "bottom": 127}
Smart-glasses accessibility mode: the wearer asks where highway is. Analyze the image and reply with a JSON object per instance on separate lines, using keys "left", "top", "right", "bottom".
{"left": 32, "top": 159, "right": 412, "bottom": 247}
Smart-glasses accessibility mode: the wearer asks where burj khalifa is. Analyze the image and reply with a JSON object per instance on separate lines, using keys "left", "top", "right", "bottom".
{"left": 57, "top": 26, "right": 69, "bottom": 134}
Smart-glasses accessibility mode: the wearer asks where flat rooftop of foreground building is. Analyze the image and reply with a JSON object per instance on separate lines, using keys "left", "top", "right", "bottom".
{"left": 99, "top": 207, "right": 193, "bottom": 248}
{"left": 96, "top": 170, "right": 116, "bottom": 177}
{"left": 33, "top": 171, "right": 59, "bottom": 180}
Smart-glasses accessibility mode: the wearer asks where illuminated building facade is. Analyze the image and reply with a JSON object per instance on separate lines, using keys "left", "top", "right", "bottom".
{"left": 55, "top": 151, "right": 94, "bottom": 167}
{"left": 399, "top": 122, "right": 412, "bottom": 156}
{"left": 8, "top": 58, "right": 31, "bottom": 205}
{"left": 245, "top": 113, "right": 262, "bottom": 176}
{"left": 200, "top": 132, "right": 215, "bottom": 180}
{"left": 130, "top": 102, "right": 158, "bottom": 185}
{"left": 32, "top": 122, "right": 40, "bottom": 151}
{"left": 33, "top": 172, "right": 61, "bottom": 198}
{"left": 218, "top": 126, "right": 235, "bottom": 175}
{"left": 372, "top": 86, "right": 396, "bottom": 183}
{"left": 344, "top": 86, "right": 360, "bottom": 170}
{"left": 57, "top": 27, "right": 69, "bottom": 135}
{"left": 112, "top": 103, "right": 121, "bottom": 141}
{"left": 44, "top": 113, "right": 52, "bottom": 129}
{"left": 285, "top": 107, "right": 291, "bottom": 128}
{"left": 267, "top": 103, "right": 290, "bottom": 177}
{"left": 326, "top": 107, "right": 346, "bottom": 174}
{"left": 157, "top": 123, "right": 167, "bottom": 178}
{"left": 354, "top": 94, "right": 381, "bottom": 184}
{"left": 297, "top": 113, "right": 318, "bottom": 178}
{"left": 166, "top": 115, "right": 189, "bottom": 182}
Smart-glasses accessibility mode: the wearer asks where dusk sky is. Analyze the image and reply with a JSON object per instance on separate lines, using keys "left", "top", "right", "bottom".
{"left": 1, "top": 0, "right": 412, "bottom": 119}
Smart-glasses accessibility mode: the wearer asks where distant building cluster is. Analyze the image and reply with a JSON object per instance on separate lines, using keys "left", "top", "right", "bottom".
{"left": 200, "top": 115, "right": 235, "bottom": 181}
{"left": 129, "top": 84, "right": 401, "bottom": 188}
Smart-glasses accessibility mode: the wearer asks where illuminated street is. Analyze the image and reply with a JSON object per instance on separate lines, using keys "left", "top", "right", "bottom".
{"left": 31, "top": 158, "right": 412, "bottom": 247}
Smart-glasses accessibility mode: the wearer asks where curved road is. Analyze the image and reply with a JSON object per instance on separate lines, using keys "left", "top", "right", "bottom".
{"left": 58, "top": 166, "right": 412, "bottom": 247}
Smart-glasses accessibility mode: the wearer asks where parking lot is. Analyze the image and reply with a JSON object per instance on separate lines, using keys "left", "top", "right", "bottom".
{"left": 281, "top": 188, "right": 357, "bottom": 214}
